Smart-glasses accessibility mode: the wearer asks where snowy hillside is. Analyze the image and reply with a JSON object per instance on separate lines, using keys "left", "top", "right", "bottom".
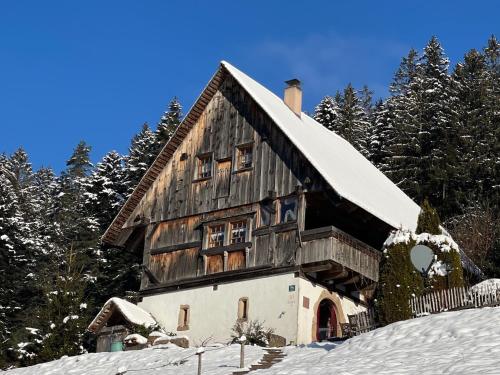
{"left": 6, "top": 307, "right": 500, "bottom": 374}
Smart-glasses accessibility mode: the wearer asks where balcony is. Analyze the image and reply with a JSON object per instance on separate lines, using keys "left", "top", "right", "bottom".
{"left": 297, "top": 225, "right": 381, "bottom": 283}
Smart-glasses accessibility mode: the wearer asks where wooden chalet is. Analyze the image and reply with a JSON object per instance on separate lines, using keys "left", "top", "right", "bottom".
{"left": 101, "top": 61, "right": 421, "bottom": 345}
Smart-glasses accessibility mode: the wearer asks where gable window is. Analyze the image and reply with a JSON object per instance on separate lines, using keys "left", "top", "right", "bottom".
{"left": 280, "top": 196, "right": 298, "bottom": 223}
{"left": 177, "top": 305, "right": 190, "bottom": 331}
{"left": 236, "top": 145, "right": 253, "bottom": 170}
{"left": 260, "top": 200, "right": 274, "bottom": 227}
{"left": 208, "top": 224, "right": 225, "bottom": 248}
{"left": 230, "top": 221, "right": 247, "bottom": 244}
{"left": 238, "top": 297, "right": 249, "bottom": 321}
{"left": 197, "top": 154, "right": 212, "bottom": 179}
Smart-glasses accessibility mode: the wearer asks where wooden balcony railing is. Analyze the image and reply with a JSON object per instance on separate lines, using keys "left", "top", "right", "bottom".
{"left": 297, "top": 225, "right": 381, "bottom": 282}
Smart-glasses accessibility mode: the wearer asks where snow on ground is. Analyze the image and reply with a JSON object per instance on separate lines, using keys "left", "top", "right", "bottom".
{"left": 471, "top": 278, "right": 500, "bottom": 294}
{"left": 4, "top": 344, "right": 264, "bottom": 375}
{"left": 259, "top": 307, "right": 500, "bottom": 375}
{"left": 7, "top": 307, "right": 500, "bottom": 374}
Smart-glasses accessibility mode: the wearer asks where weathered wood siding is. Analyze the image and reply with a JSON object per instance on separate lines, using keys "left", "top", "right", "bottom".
{"left": 149, "top": 248, "right": 199, "bottom": 283}
{"left": 124, "top": 74, "right": 325, "bottom": 229}
{"left": 130, "top": 73, "right": 384, "bottom": 290}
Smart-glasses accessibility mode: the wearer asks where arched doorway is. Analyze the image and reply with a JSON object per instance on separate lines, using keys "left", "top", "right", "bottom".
{"left": 316, "top": 299, "right": 337, "bottom": 341}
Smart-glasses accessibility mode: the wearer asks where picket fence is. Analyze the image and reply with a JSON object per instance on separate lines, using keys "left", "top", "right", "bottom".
{"left": 410, "top": 284, "right": 500, "bottom": 316}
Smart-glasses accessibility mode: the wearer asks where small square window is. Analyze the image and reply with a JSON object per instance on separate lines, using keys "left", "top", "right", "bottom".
{"left": 208, "top": 224, "right": 225, "bottom": 248}
{"left": 197, "top": 154, "right": 212, "bottom": 179}
{"left": 230, "top": 221, "right": 247, "bottom": 244}
{"left": 280, "top": 196, "right": 297, "bottom": 223}
{"left": 237, "top": 145, "right": 253, "bottom": 170}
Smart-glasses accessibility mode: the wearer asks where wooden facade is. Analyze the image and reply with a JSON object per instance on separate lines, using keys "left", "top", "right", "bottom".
{"left": 105, "top": 67, "right": 393, "bottom": 299}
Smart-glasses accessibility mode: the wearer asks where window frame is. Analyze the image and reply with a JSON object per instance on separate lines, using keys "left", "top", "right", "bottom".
{"left": 230, "top": 220, "right": 247, "bottom": 244}
{"left": 208, "top": 223, "right": 225, "bottom": 248}
{"left": 259, "top": 200, "right": 275, "bottom": 227}
{"left": 279, "top": 196, "right": 298, "bottom": 224}
{"left": 238, "top": 297, "right": 249, "bottom": 321}
{"left": 235, "top": 144, "right": 253, "bottom": 171}
{"left": 177, "top": 305, "right": 190, "bottom": 331}
{"left": 196, "top": 153, "right": 213, "bottom": 180}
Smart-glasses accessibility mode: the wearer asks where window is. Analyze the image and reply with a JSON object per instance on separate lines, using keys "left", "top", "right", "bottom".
{"left": 236, "top": 145, "right": 253, "bottom": 170}
{"left": 208, "top": 224, "right": 225, "bottom": 248}
{"left": 280, "top": 196, "right": 297, "bottom": 223}
{"left": 230, "top": 221, "right": 247, "bottom": 244}
{"left": 238, "top": 298, "right": 249, "bottom": 321}
{"left": 260, "top": 200, "right": 274, "bottom": 227}
{"left": 177, "top": 305, "right": 190, "bottom": 330}
{"left": 197, "top": 154, "right": 212, "bottom": 179}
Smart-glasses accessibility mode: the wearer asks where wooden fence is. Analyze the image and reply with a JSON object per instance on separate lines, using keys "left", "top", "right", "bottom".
{"left": 410, "top": 284, "right": 500, "bottom": 317}
{"left": 346, "top": 308, "right": 378, "bottom": 336}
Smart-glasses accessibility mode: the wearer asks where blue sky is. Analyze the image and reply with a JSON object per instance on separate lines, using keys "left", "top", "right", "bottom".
{"left": 0, "top": 0, "right": 498, "bottom": 172}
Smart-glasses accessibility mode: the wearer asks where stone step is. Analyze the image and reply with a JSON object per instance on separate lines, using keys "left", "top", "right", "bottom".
{"left": 233, "top": 348, "right": 286, "bottom": 374}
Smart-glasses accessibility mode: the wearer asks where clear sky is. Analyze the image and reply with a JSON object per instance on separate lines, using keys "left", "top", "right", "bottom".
{"left": 0, "top": 0, "right": 498, "bottom": 172}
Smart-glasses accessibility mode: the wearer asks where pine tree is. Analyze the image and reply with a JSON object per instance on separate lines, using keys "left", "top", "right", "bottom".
{"left": 124, "top": 123, "right": 158, "bottom": 195}
{"left": 380, "top": 38, "right": 461, "bottom": 218}
{"left": 368, "top": 99, "right": 392, "bottom": 167}
{"left": 86, "top": 151, "right": 126, "bottom": 232}
{"left": 390, "top": 48, "right": 419, "bottom": 96}
{"left": 337, "top": 84, "right": 371, "bottom": 157}
{"left": 379, "top": 50, "right": 423, "bottom": 195}
{"left": 482, "top": 36, "right": 500, "bottom": 205}
{"left": 156, "top": 97, "right": 182, "bottom": 146}
{"left": 313, "top": 95, "right": 340, "bottom": 131}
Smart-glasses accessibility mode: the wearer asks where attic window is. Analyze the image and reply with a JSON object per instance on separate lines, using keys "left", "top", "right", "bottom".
{"left": 236, "top": 145, "right": 253, "bottom": 170}
{"left": 197, "top": 154, "right": 212, "bottom": 179}
{"left": 280, "top": 196, "right": 297, "bottom": 223}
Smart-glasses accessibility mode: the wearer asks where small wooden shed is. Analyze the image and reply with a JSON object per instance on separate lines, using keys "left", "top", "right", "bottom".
{"left": 88, "top": 297, "right": 157, "bottom": 352}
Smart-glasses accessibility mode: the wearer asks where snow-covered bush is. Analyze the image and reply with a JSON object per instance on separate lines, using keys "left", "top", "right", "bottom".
{"left": 230, "top": 320, "right": 274, "bottom": 347}
{"left": 376, "top": 200, "right": 464, "bottom": 325}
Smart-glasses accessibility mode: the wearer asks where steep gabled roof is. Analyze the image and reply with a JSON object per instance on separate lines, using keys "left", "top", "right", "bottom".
{"left": 222, "top": 61, "right": 420, "bottom": 232}
{"left": 103, "top": 61, "right": 420, "bottom": 245}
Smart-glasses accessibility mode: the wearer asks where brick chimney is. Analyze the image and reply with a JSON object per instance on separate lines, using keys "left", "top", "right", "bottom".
{"left": 284, "top": 79, "right": 302, "bottom": 117}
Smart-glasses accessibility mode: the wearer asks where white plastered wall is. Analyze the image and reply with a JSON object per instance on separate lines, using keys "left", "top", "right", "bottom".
{"left": 296, "top": 277, "right": 367, "bottom": 344}
{"left": 139, "top": 273, "right": 300, "bottom": 346}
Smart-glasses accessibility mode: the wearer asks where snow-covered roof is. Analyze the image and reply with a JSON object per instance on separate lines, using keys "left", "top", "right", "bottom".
{"left": 88, "top": 297, "right": 156, "bottom": 333}
{"left": 221, "top": 61, "right": 421, "bottom": 231}
{"left": 103, "top": 61, "right": 421, "bottom": 245}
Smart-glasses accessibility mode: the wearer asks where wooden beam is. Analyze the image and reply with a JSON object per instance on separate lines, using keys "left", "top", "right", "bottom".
{"left": 301, "top": 263, "right": 333, "bottom": 273}
{"left": 150, "top": 241, "right": 202, "bottom": 255}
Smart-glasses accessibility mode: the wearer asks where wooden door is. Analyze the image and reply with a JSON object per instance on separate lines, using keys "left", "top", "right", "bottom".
{"left": 316, "top": 299, "right": 337, "bottom": 341}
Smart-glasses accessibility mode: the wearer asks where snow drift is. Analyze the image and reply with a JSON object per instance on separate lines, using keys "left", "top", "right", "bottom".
{"left": 6, "top": 307, "right": 500, "bottom": 374}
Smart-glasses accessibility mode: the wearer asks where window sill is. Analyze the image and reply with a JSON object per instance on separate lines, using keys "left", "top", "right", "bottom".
{"left": 192, "top": 176, "right": 212, "bottom": 183}
{"left": 232, "top": 166, "right": 253, "bottom": 174}
{"left": 201, "top": 241, "right": 252, "bottom": 255}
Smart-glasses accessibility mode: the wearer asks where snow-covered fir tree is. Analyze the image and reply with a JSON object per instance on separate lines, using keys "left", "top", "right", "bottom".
{"left": 156, "top": 97, "right": 183, "bottom": 146}
{"left": 124, "top": 123, "right": 158, "bottom": 196}
{"left": 313, "top": 95, "right": 340, "bottom": 131}
{"left": 86, "top": 151, "right": 126, "bottom": 232}
{"left": 337, "top": 83, "right": 371, "bottom": 157}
